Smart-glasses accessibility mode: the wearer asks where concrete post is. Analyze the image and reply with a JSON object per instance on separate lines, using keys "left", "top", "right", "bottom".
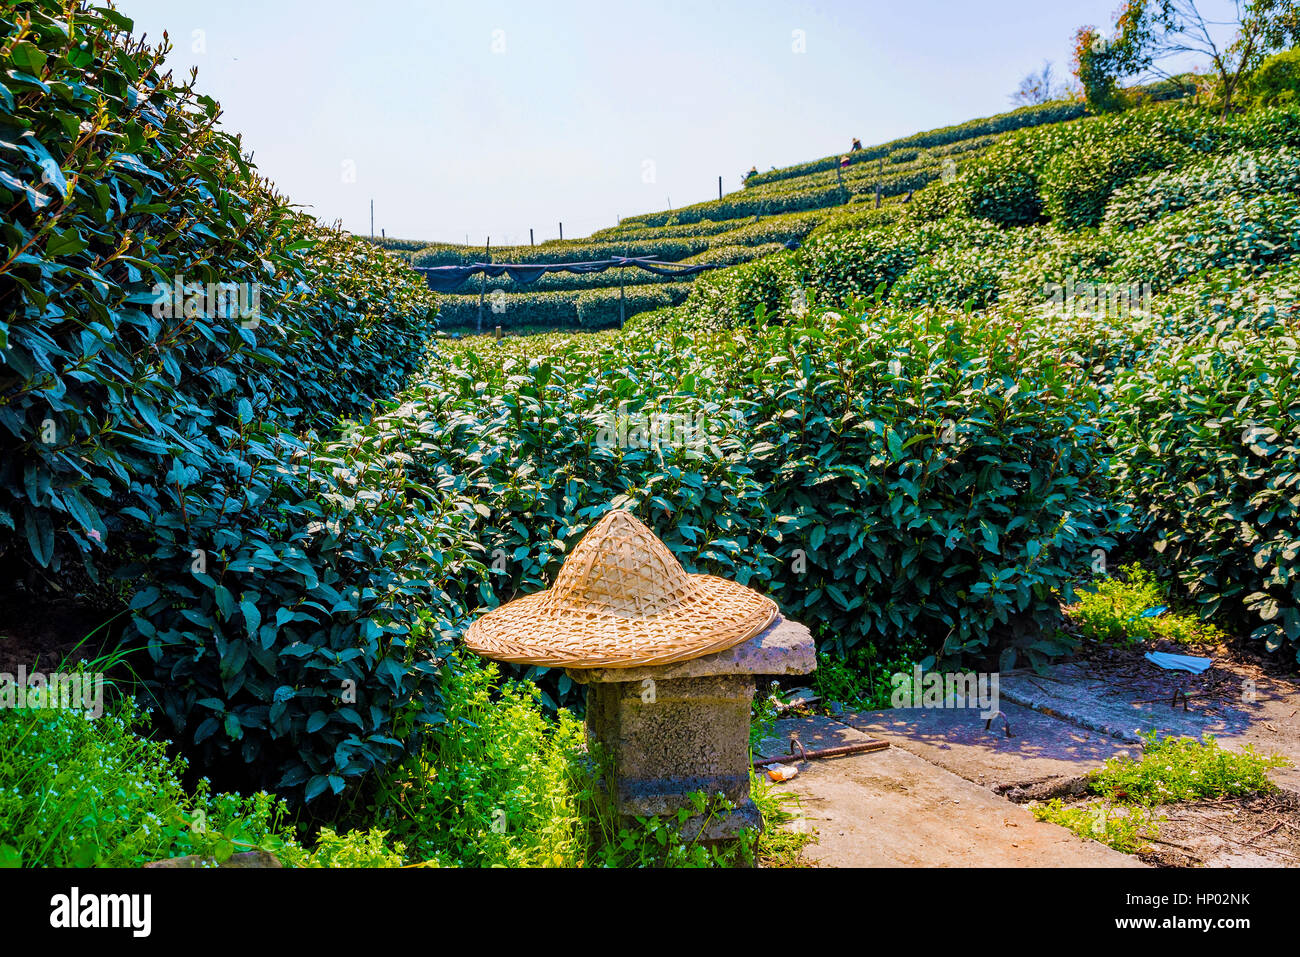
{"left": 567, "top": 616, "right": 815, "bottom": 842}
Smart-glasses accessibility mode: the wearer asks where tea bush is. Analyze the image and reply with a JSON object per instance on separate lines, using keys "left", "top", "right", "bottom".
{"left": 680, "top": 242, "right": 787, "bottom": 267}
{"left": 680, "top": 253, "right": 802, "bottom": 327}
{"left": 744, "top": 162, "right": 940, "bottom": 206}
{"left": 590, "top": 218, "right": 745, "bottom": 242}
{"left": 795, "top": 218, "right": 1005, "bottom": 307}
{"left": 1156, "top": 261, "right": 1300, "bottom": 333}
{"left": 435, "top": 284, "right": 692, "bottom": 330}
{"left": 807, "top": 202, "right": 905, "bottom": 239}
{"left": 616, "top": 183, "right": 852, "bottom": 229}
{"left": 889, "top": 230, "right": 1043, "bottom": 310}
{"left": 365, "top": 236, "right": 433, "bottom": 252}
{"left": 949, "top": 103, "right": 1295, "bottom": 232}
{"left": 413, "top": 308, "right": 1113, "bottom": 673}
{"left": 410, "top": 236, "right": 713, "bottom": 269}
{"left": 1103, "top": 148, "right": 1300, "bottom": 232}
{"left": 995, "top": 230, "right": 1120, "bottom": 311}
{"left": 1109, "top": 329, "right": 1300, "bottom": 659}
{"left": 118, "top": 413, "right": 482, "bottom": 799}
{"left": 1107, "top": 192, "right": 1300, "bottom": 289}
{"left": 0, "top": 3, "right": 439, "bottom": 578}
{"left": 1039, "top": 132, "right": 1187, "bottom": 230}
{"left": 706, "top": 209, "right": 832, "bottom": 247}
{"left": 0, "top": 1, "right": 452, "bottom": 800}
{"left": 953, "top": 146, "right": 1045, "bottom": 227}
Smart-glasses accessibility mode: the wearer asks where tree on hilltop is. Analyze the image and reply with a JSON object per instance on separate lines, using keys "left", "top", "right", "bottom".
{"left": 1071, "top": 0, "right": 1300, "bottom": 115}
{"left": 1010, "top": 60, "right": 1068, "bottom": 105}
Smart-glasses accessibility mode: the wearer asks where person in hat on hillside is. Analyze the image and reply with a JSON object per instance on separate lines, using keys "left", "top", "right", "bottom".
{"left": 851, "top": 137, "right": 862, "bottom": 151}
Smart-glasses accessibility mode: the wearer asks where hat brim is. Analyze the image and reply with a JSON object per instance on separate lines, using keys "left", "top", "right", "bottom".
{"left": 463, "top": 574, "right": 780, "bottom": 669}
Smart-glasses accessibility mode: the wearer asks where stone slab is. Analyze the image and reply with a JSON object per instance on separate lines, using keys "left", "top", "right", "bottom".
{"left": 144, "top": 851, "right": 282, "bottom": 868}
{"left": 567, "top": 615, "right": 815, "bottom": 684}
{"left": 840, "top": 700, "right": 1134, "bottom": 790}
{"left": 755, "top": 713, "right": 880, "bottom": 760}
{"left": 999, "top": 662, "right": 1300, "bottom": 792}
{"left": 762, "top": 717, "right": 1145, "bottom": 868}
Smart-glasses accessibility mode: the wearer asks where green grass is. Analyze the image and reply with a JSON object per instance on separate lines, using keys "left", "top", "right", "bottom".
{"left": 1089, "top": 732, "right": 1288, "bottom": 805}
{"left": 367, "top": 656, "right": 588, "bottom": 867}
{"left": 1030, "top": 732, "right": 1289, "bottom": 853}
{"left": 1067, "top": 563, "right": 1228, "bottom": 646}
{"left": 0, "top": 690, "right": 295, "bottom": 868}
{"left": 363, "top": 655, "right": 810, "bottom": 867}
{"left": 0, "top": 655, "right": 808, "bottom": 868}
{"left": 1029, "top": 800, "right": 1162, "bottom": 853}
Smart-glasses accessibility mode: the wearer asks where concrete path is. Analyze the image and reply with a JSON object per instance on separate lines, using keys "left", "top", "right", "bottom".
{"left": 999, "top": 662, "right": 1300, "bottom": 792}
{"left": 841, "top": 700, "right": 1132, "bottom": 792}
{"left": 756, "top": 715, "right": 1143, "bottom": 867}
{"left": 758, "top": 655, "right": 1299, "bottom": 867}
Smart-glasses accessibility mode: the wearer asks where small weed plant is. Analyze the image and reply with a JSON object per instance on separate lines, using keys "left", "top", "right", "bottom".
{"left": 1069, "top": 564, "right": 1227, "bottom": 646}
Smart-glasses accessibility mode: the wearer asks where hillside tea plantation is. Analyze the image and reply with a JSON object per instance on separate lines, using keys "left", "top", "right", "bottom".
{"left": 2, "top": 0, "right": 1299, "bottom": 872}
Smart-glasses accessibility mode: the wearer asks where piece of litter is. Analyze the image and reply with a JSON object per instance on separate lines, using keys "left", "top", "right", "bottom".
{"left": 1137, "top": 605, "right": 1167, "bottom": 618}
{"left": 1144, "top": 651, "right": 1212, "bottom": 674}
{"left": 776, "top": 687, "right": 821, "bottom": 712}
{"left": 767, "top": 765, "right": 799, "bottom": 782}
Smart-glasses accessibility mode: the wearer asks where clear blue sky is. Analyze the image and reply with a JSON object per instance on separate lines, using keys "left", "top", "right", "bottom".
{"left": 116, "top": 0, "right": 1234, "bottom": 245}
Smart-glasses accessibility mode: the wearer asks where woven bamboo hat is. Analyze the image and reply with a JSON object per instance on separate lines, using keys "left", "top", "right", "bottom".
{"left": 463, "top": 510, "right": 779, "bottom": 668}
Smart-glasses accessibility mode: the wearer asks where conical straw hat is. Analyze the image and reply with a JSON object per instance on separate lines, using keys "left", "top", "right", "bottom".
{"left": 463, "top": 510, "right": 779, "bottom": 668}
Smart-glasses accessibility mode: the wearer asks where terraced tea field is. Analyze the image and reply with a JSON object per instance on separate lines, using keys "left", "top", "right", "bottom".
{"left": 376, "top": 84, "right": 1191, "bottom": 331}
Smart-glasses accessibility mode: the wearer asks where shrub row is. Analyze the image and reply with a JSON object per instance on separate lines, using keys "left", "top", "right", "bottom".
{"left": 1103, "top": 147, "right": 1300, "bottom": 232}
{"left": 742, "top": 77, "right": 1192, "bottom": 191}
{"left": 679, "top": 253, "right": 804, "bottom": 328}
{"left": 363, "top": 236, "right": 432, "bottom": 252}
{"left": 743, "top": 148, "right": 961, "bottom": 199}
{"left": 588, "top": 218, "right": 745, "bottom": 242}
{"left": 795, "top": 217, "right": 1008, "bottom": 307}
{"left": 953, "top": 103, "right": 1300, "bottom": 230}
{"left": 436, "top": 284, "right": 692, "bottom": 330}
{"left": 742, "top": 99, "right": 1088, "bottom": 188}
{"left": 704, "top": 209, "right": 831, "bottom": 246}
{"left": 1107, "top": 192, "right": 1300, "bottom": 289}
{"left": 616, "top": 183, "right": 853, "bottom": 229}
{"left": 411, "top": 236, "right": 716, "bottom": 269}
{"left": 0, "top": 1, "right": 450, "bottom": 800}
{"left": 408, "top": 309, "right": 1113, "bottom": 688}
{"left": 1109, "top": 328, "right": 1300, "bottom": 659}
{"left": 680, "top": 242, "right": 788, "bottom": 267}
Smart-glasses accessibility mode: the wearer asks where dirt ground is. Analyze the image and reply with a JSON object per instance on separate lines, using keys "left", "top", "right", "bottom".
{"left": 0, "top": 595, "right": 120, "bottom": 675}
{"left": 1136, "top": 789, "right": 1300, "bottom": 867}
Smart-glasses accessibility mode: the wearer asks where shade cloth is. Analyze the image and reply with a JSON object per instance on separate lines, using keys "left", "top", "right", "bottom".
{"left": 416, "top": 255, "right": 723, "bottom": 292}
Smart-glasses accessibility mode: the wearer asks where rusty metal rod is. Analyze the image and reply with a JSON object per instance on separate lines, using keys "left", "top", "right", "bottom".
{"left": 752, "top": 740, "right": 889, "bottom": 767}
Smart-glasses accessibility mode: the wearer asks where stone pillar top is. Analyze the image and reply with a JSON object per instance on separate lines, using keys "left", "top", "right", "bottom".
{"left": 567, "top": 616, "right": 816, "bottom": 684}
